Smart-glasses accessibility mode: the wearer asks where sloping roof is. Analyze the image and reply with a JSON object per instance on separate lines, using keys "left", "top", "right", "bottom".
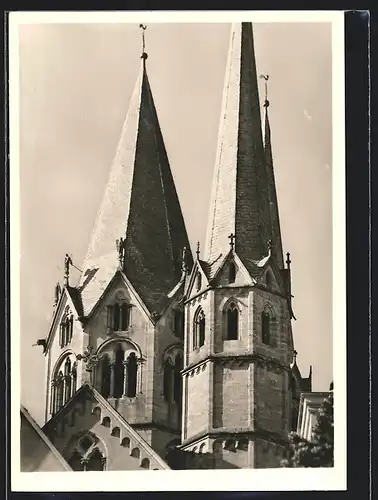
{"left": 43, "top": 383, "right": 170, "bottom": 470}
{"left": 20, "top": 405, "right": 72, "bottom": 471}
{"left": 78, "top": 55, "right": 192, "bottom": 317}
{"left": 204, "top": 23, "right": 280, "bottom": 277}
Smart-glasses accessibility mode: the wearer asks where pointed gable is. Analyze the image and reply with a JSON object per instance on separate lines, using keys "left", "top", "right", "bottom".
{"left": 79, "top": 55, "right": 193, "bottom": 317}
{"left": 204, "top": 23, "right": 274, "bottom": 275}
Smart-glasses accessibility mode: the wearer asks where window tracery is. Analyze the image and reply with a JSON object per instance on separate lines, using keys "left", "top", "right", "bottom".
{"left": 193, "top": 308, "right": 205, "bottom": 349}
{"left": 224, "top": 300, "right": 239, "bottom": 340}
{"left": 50, "top": 354, "right": 77, "bottom": 415}
{"left": 59, "top": 307, "right": 73, "bottom": 348}
{"left": 66, "top": 434, "right": 106, "bottom": 472}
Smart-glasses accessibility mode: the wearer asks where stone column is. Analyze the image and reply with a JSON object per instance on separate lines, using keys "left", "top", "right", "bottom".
{"left": 109, "top": 362, "right": 116, "bottom": 398}
{"left": 50, "top": 380, "right": 56, "bottom": 415}
{"left": 122, "top": 360, "right": 128, "bottom": 396}
{"left": 137, "top": 358, "right": 144, "bottom": 394}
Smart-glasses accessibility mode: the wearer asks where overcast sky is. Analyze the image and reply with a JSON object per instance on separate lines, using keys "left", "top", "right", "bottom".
{"left": 18, "top": 21, "right": 333, "bottom": 425}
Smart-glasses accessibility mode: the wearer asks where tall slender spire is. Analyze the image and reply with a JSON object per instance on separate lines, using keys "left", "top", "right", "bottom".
{"left": 263, "top": 78, "right": 284, "bottom": 269}
{"left": 79, "top": 30, "right": 193, "bottom": 315}
{"left": 204, "top": 23, "right": 273, "bottom": 274}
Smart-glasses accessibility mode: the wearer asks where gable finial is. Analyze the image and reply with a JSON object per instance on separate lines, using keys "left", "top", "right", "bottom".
{"left": 139, "top": 24, "right": 148, "bottom": 60}
{"left": 286, "top": 252, "right": 291, "bottom": 270}
{"left": 64, "top": 254, "right": 73, "bottom": 286}
{"left": 196, "top": 241, "right": 200, "bottom": 260}
{"left": 116, "top": 237, "right": 125, "bottom": 269}
{"left": 260, "top": 74, "right": 270, "bottom": 108}
{"left": 228, "top": 233, "right": 235, "bottom": 251}
{"left": 293, "top": 349, "right": 298, "bottom": 364}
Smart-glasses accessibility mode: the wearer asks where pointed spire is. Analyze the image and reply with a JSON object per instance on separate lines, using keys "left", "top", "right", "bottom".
{"left": 204, "top": 23, "right": 273, "bottom": 274}
{"left": 263, "top": 78, "right": 284, "bottom": 269}
{"left": 79, "top": 31, "right": 193, "bottom": 315}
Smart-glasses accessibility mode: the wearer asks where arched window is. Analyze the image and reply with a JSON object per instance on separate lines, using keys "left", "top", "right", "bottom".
{"left": 64, "top": 357, "right": 72, "bottom": 404}
{"left": 68, "top": 315, "right": 74, "bottom": 343}
{"left": 86, "top": 449, "right": 105, "bottom": 471}
{"left": 196, "top": 272, "right": 202, "bottom": 292}
{"left": 113, "top": 304, "right": 120, "bottom": 331}
{"left": 107, "top": 302, "right": 131, "bottom": 332}
{"left": 225, "top": 302, "right": 239, "bottom": 340}
{"left": 163, "top": 360, "right": 173, "bottom": 402}
{"left": 56, "top": 371, "right": 64, "bottom": 412}
{"left": 193, "top": 308, "right": 205, "bottom": 349}
{"left": 71, "top": 362, "right": 77, "bottom": 396}
{"left": 126, "top": 352, "right": 137, "bottom": 397}
{"left": 100, "top": 355, "right": 111, "bottom": 399}
{"left": 173, "top": 354, "right": 183, "bottom": 406}
{"left": 229, "top": 262, "right": 236, "bottom": 284}
{"left": 113, "top": 345, "right": 125, "bottom": 398}
{"left": 59, "top": 309, "right": 73, "bottom": 348}
{"left": 121, "top": 303, "right": 130, "bottom": 330}
{"left": 261, "top": 311, "right": 270, "bottom": 344}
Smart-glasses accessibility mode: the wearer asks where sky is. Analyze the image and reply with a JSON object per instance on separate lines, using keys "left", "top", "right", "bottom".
{"left": 17, "top": 21, "right": 333, "bottom": 426}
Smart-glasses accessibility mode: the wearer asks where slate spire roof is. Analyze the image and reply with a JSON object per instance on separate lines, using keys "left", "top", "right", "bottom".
{"left": 204, "top": 22, "right": 284, "bottom": 275}
{"left": 79, "top": 49, "right": 192, "bottom": 316}
{"left": 263, "top": 100, "right": 284, "bottom": 270}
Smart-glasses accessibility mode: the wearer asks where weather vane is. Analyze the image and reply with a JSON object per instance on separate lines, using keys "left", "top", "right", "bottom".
{"left": 139, "top": 24, "right": 147, "bottom": 59}
{"left": 260, "top": 74, "right": 269, "bottom": 107}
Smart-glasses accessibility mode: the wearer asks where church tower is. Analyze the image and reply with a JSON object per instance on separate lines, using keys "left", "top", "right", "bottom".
{"left": 180, "top": 23, "right": 295, "bottom": 468}
{"left": 41, "top": 28, "right": 193, "bottom": 461}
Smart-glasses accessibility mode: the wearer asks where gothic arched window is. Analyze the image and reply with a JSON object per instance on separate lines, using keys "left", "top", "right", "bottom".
{"left": 113, "top": 345, "right": 125, "bottom": 398}
{"left": 126, "top": 352, "right": 137, "bottom": 397}
{"left": 261, "top": 311, "right": 270, "bottom": 344}
{"left": 226, "top": 302, "right": 239, "bottom": 340}
{"left": 193, "top": 308, "right": 205, "bottom": 349}
{"left": 229, "top": 262, "right": 236, "bottom": 284}
{"left": 163, "top": 360, "right": 173, "bottom": 401}
{"left": 100, "top": 355, "right": 111, "bottom": 399}
{"left": 56, "top": 371, "right": 64, "bottom": 412}
{"left": 59, "top": 309, "right": 73, "bottom": 348}
{"left": 64, "top": 357, "right": 72, "bottom": 403}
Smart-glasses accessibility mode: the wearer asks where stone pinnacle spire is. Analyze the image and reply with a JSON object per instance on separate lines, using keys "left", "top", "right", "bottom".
{"left": 79, "top": 35, "right": 193, "bottom": 315}
{"left": 204, "top": 22, "right": 273, "bottom": 274}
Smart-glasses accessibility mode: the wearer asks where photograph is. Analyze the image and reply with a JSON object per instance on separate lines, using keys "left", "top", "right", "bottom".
{"left": 10, "top": 11, "right": 345, "bottom": 490}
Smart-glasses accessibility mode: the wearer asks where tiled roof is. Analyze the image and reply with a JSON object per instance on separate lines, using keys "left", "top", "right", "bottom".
{"left": 204, "top": 23, "right": 283, "bottom": 275}
{"left": 78, "top": 57, "right": 192, "bottom": 316}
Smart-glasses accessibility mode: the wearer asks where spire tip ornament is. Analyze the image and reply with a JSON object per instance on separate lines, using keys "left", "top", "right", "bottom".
{"left": 260, "top": 74, "right": 270, "bottom": 108}
{"left": 139, "top": 24, "right": 148, "bottom": 60}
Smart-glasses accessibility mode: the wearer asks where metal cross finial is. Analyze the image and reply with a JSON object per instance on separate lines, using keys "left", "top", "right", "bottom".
{"left": 260, "top": 74, "right": 270, "bottom": 108}
{"left": 196, "top": 241, "right": 200, "bottom": 260}
{"left": 228, "top": 233, "right": 235, "bottom": 250}
{"left": 293, "top": 350, "right": 298, "bottom": 363}
{"left": 139, "top": 24, "right": 148, "bottom": 59}
{"left": 286, "top": 252, "right": 291, "bottom": 269}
